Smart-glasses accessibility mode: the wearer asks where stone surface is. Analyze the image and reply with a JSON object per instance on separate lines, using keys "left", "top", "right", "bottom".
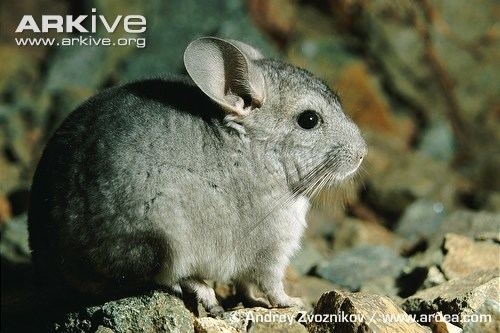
{"left": 307, "top": 289, "right": 428, "bottom": 333}
{"left": 334, "top": 218, "right": 403, "bottom": 252}
{"left": 285, "top": 274, "right": 337, "bottom": 307}
{"left": 441, "top": 233, "right": 500, "bottom": 280}
{"left": 0, "top": 214, "right": 30, "bottom": 264}
{"left": 396, "top": 199, "right": 448, "bottom": 242}
{"left": 421, "top": 266, "right": 447, "bottom": 290}
{"left": 418, "top": 121, "right": 455, "bottom": 163}
{"left": 194, "top": 317, "right": 239, "bottom": 333}
{"left": 290, "top": 242, "right": 325, "bottom": 275}
{"left": 364, "top": 132, "right": 467, "bottom": 223}
{"left": 402, "top": 269, "right": 499, "bottom": 326}
{"left": 431, "top": 211, "right": 500, "bottom": 246}
{"left": 0, "top": 195, "right": 12, "bottom": 224}
{"left": 462, "top": 299, "right": 500, "bottom": 333}
{"left": 222, "top": 307, "right": 306, "bottom": 333}
{"left": 430, "top": 312, "right": 463, "bottom": 333}
{"left": 53, "top": 291, "right": 194, "bottom": 333}
{"left": 317, "top": 245, "right": 406, "bottom": 291}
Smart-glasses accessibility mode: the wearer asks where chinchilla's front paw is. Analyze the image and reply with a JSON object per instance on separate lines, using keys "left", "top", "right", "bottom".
{"left": 274, "top": 296, "right": 305, "bottom": 309}
{"left": 207, "top": 304, "right": 225, "bottom": 318}
{"left": 242, "top": 296, "right": 270, "bottom": 309}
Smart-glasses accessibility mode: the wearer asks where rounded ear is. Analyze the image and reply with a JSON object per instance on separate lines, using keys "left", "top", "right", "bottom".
{"left": 227, "top": 40, "right": 264, "bottom": 60}
{"left": 184, "top": 37, "right": 266, "bottom": 117}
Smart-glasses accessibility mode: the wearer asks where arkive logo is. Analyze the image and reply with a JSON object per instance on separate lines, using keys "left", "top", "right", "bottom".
{"left": 15, "top": 8, "right": 146, "bottom": 34}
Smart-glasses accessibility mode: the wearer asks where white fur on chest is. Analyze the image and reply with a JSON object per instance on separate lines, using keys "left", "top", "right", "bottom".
{"left": 272, "top": 195, "right": 310, "bottom": 258}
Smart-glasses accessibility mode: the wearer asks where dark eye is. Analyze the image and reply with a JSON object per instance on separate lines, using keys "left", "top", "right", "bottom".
{"left": 297, "top": 110, "right": 321, "bottom": 130}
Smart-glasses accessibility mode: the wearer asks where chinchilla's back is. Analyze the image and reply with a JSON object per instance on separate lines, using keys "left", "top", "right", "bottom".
{"left": 28, "top": 75, "right": 226, "bottom": 292}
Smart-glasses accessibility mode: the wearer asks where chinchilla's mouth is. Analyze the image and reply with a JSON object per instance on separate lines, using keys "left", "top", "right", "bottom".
{"left": 337, "top": 158, "right": 363, "bottom": 180}
{"left": 293, "top": 156, "right": 362, "bottom": 197}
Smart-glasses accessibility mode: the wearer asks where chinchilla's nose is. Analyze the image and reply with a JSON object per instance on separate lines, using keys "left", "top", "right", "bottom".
{"left": 356, "top": 141, "right": 368, "bottom": 161}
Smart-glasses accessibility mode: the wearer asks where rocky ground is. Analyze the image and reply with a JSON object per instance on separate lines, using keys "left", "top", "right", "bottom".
{"left": 1, "top": 0, "right": 499, "bottom": 332}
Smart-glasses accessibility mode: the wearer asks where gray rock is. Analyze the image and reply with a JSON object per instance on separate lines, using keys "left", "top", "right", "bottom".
{"left": 395, "top": 199, "right": 447, "bottom": 242}
{"left": 402, "top": 269, "right": 499, "bottom": 327}
{"left": 121, "top": 0, "right": 276, "bottom": 81}
{"left": 418, "top": 121, "right": 455, "bottom": 163}
{"left": 364, "top": 133, "right": 465, "bottom": 220}
{"left": 53, "top": 291, "right": 194, "bottom": 333}
{"left": 430, "top": 211, "right": 500, "bottom": 248}
{"left": 307, "top": 289, "right": 428, "bottom": 333}
{"left": 421, "top": 266, "right": 447, "bottom": 290}
{"left": 290, "top": 242, "right": 325, "bottom": 275}
{"left": 316, "top": 245, "right": 406, "bottom": 291}
{"left": 462, "top": 299, "right": 500, "bottom": 333}
{"left": 0, "top": 214, "right": 30, "bottom": 263}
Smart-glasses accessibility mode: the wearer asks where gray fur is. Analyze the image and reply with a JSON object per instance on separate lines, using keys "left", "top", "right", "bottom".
{"left": 28, "top": 37, "right": 367, "bottom": 314}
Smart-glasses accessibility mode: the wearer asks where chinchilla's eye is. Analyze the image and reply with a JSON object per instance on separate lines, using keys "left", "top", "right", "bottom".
{"left": 297, "top": 110, "right": 321, "bottom": 130}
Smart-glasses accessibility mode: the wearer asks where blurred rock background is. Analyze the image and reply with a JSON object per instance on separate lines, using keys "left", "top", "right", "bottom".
{"left": 0, "top": 0, "right": 499, "bottom": 332}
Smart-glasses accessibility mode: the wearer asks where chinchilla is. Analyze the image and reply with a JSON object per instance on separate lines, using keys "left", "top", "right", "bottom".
{"left": 28, "top": 37, "right": 367, "bottom": 316}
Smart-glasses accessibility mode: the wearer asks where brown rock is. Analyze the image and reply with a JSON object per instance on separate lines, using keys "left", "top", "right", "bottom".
{"left": 308, "top": 289, "right": 427, "bottom": 333}
{"left": 248, "top": 0, "right": 297, "bottom": 41}
{"left": 365, "top": 134, "right": 469, "bottom": 221}
{"left": 336, "top": 61, "right": 415, "bottom": 144}
{"left": 430, "top": 312, "right": 463, "bottom": 333}
{"left": 441, "top": 233, "right": 500, "bottom": 280}
{"left": 194, "top": 317, "right": 238, "bottom": 333}
{"left": 402, "top": 270, "right": 499, "bottom": 326}
{"left": 0, "top": 195, "right": 12, "bottom": 224}
{"left": 285, "top": 273, "right": 338, "bottom": 307}
{"left": 222, "top": 307, "right": 307, "bottom": 333}
{"left": 462, "top": 299, "right": 500, "bottom": 333}
{"left": 333, "top": 218, "right": 404, "bottom": 252}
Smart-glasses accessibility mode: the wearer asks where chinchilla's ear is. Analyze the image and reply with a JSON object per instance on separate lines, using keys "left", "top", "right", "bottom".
{"left": 184, "top": 37, "right": 265, "bottom": 117}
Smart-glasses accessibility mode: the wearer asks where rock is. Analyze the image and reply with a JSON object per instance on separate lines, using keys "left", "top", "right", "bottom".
{"left": 317, "top": 245, "right": 406, "bottom": 291}
{"left": 421, "top": 266, "right": 447, "bottom": 290}
{"left": 307, "top": 289, "right": 428, "bottom": 333}
{"left": 53, "top": 291, "right": 194, "bottom": 333}
{"left": 285, "top": 274, "right": 338, "bottom": 307}
{"left": 360, "top": 275, "right": 401, "bottom": 299}
{"left": 364, "top": 132, "right": 468, "bottom": 223}
{"left": 290, "top": 242, "right": 325, "bottom": 275}
{"left": 430, "top": 312, "right": 463, "bottom": 333}
{"left": 304, "top": 204, "right": 340, "bottom": 241}
{"left": 395, "top": 199, "right": 447, "bottom": 242}
{"left": 484, "top": 192, "right": 500, "bottom": 212}
{"left": 248, "top": 0, "right": 297, "bottom": 40}
{"left": 462, "top": 299, "right": 500, "bottom": 333}
{"left": 95, "top": 326, "right": 115, "bottom": 333}
{"left": 194, "top": 317, "right": 238, "bottom": 333}
{"left": 362, "top": 0, "right": 498, "bottom": 125}
{"left": 431, "top": 211, "right": 500, "bottom": 246}
{"left": 402, "top": 269, "right": 499, "bottom": 326}
{"left": 222, "top": 307, "right": 306, "bottom": 333}
{"left": 441, "top": 233, "right": 500, "bottom": 280}
{"left": 0, "top": 214, "right": 30, "bottom": 263}
{"left": 121, "top": 0, "right": 276, "bottom": 81}
{"left": 0, "top": 194, "right": 12, "bottom": 224}
{"left": 334, "top": 218, "right": 404, "bottom": 252}
{"left": 418, "top": 121, "right": 455, "bottom": 163}
{"left": 287, "top": 21, "right": 414, "bottom": 146}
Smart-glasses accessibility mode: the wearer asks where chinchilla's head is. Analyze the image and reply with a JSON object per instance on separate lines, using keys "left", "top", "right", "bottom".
{"left": 184, "top": 37, "right": 367, "bottom": 195}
